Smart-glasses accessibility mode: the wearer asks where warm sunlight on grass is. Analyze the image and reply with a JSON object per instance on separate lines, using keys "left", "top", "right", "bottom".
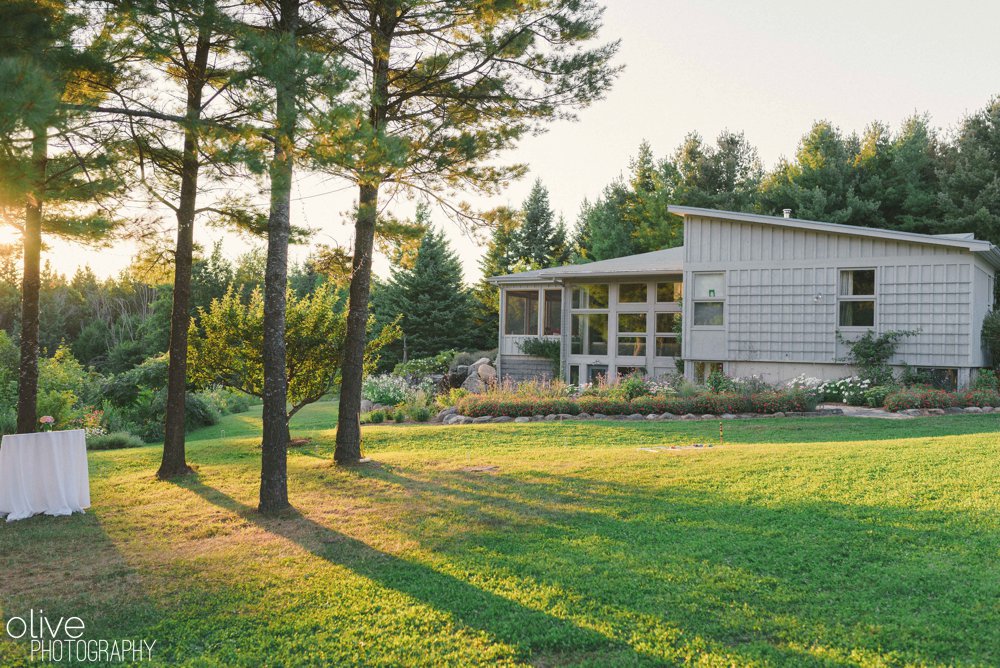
{"left": 2, "top": 402, "right": 999, "bottom": 666}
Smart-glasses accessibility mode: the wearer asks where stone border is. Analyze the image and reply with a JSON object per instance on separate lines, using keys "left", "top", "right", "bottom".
{"left": 896, "top": 406, "right": 1000, "bottom": 416}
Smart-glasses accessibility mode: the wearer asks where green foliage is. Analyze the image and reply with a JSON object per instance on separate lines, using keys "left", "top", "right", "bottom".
{"left": 371, "top": 230, "right": 474, "bottom": 369}
{"left": 189, "top": 283, "right": 398, "bottom": 417}
{"left": 392, "top": 409, "right": 407, "bottom": 423}
{"left": 705, "top": 370, "right": 732, "bottom": 394}
{"left": 513, "top": 180, "right": 569, "bottom": 268}
{"left": 971, "top": 369, "right": 1000, "bottom": 392}
{"left": 862, "top": 385, "right": 896, "bottom": 408}
{"left": 393, "top": 350, "right": 455, "bottom": 378}
{"left": 361, "top": 374, "right": 411, "bottom": 407}
{"left": 410, "top": 406, "right": 431, "bottom": 423}
{"left": 86, "top": 431, "right": 143, "bottom": 451}
{"left": 517, "top": 338, "right": 561, "bottom": 375}
{"left": 982, "top": 311, "right": 1000, "bottom": 368}
{"left": 884, "top": 388, "right": 956, "bottom": 412}
{"left": 614, "top": 373, "right": 654, "bottom": 401}
{"left": 838, "top": 329, "right": 917, "bottom": 385}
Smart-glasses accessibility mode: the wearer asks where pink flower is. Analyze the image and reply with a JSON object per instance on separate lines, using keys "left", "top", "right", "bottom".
{"left": 39, "top": 416, "right": 55, "bottom": 425}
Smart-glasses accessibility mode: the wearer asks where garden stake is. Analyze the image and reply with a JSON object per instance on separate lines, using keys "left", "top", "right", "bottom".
{"left": 718, "top": 421, "right": 723, "bottom": 447}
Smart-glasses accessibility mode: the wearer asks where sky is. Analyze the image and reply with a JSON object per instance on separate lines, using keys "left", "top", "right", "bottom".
{"left": 12, "top": 0, "right": 1000, "bottom": 283}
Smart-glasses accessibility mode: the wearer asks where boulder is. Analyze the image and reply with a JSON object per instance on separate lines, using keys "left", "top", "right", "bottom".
{"left": 472, "top": 357, "right": 491, "bottom": 367}
{"left": 577, "top": 412, "right": 592, "bottom": 419}
{"left": 660, "top": 412, "right": 677, "bottom": 420}
{"left": 771, "top": 412, "right": 786, "bottom": 418}
{"left": 926, "top": 408, "right": 945, "bottom": 415}
{"left": 477, "top": 363, "right": 497, "bottom": 382}
{"left": 626, "top": 413, "right": 645, "bottom": 420}
{"left": 437, "top": 407, "right": 458, "bottom": 421}
{"left": 544, "top": 414, "right": 557, "bottom": 421}
{"left": 492, "top": 415, "right": 513, "bottom": 423}
{"left": 514, "top": 416, "right": 531, "bottom": 423}
{"left": 360, "top": 399, "right": 374, "bottom": 413}
{"left": 556, "top": 413, "right": 574, "bottom": 420}
{"left": 720, "top": 413, "right": 736, "bottom": 420}
{"left": 592, "top": 413, "right": 607, "bottom": 419}
{"left": 945, "top": 407, "right": 965, "bottom": 414}
{"left": 964, "top": 406, "right": 983, "bottom": 413}
{"left": 461, "top": 374, "right": 486, "bottom": 393}
{"left": 472, "top": 415, "right": 493, "bottom": 423}
{"left": 681, "top": 413, "right": 698, "bottom": 420}
{"left": 443, "top": 414, "right": 461, "bottom": 425}
{"left": 700, "top": 414, "right": 716, "bottom": 419}
{"left": 646, "top": 414, "right": 659, "bottom": 420}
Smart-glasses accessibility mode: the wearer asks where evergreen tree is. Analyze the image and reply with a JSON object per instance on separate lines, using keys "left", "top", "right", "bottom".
{"left": 513, "top": 179, "right": 564, "bottom": 268}
{"left": 939, "top": 97, "right": 1000, "bottom": 245}
{"left": 470, "top": 206, "right": 521, "bottom": 348}
{"left": 377, "top": 230, "right": 474, "bottom": 365}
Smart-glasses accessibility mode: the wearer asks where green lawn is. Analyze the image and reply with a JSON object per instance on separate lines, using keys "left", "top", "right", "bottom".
{"left": 2, "top": 402, "right": 999, "bottom": 666}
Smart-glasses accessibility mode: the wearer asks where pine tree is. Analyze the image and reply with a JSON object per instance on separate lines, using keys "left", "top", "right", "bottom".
{"left": 513, "top": 179, "right": 561, "bottom": 268}
{"left": 380, "top": 230, "right": 473, "bottom": 363}
{"left": 470, "top": 206, "right": 520, "bottom": 348}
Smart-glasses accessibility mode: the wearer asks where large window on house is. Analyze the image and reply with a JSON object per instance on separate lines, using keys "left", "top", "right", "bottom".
{"left": 571, "top": 284, "right": 609, "bottom": 309}
{"left": 692, "top": 272, "right": 725, "bottom": 327}
{"left": 656, "top": 277, "right": 683, "bottom": 303}
{"left": 504, "top": 290, "right": 539, "bottom": 335}
{"left": 655, "top": 312, "right": 680, "bottom": 357}
{"left": 616, "top": 312, "right": 647, "bottom": 356}
{"left": 543, "top": 289, "right": 562, "bottom": 335}
{"left": 838, "top": 269, "right": 875, "bottom": 327}
{"left": 618, "top": 283, "right": 648, "bottom": 304}
{"left": 571, "top": 314, "right": 608, "bottom": 355}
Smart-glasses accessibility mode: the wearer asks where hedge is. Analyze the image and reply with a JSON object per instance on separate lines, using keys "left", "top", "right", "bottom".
{"left": 455, "top": 390, "right": 818, "bottom": 418}
{"left": 883, "top": 388, "right": 1000, "bottom": 411}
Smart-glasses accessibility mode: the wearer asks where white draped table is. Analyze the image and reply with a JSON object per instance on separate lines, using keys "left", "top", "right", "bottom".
{"left": 0, "top": 429, "right": 90, "bottom": 522}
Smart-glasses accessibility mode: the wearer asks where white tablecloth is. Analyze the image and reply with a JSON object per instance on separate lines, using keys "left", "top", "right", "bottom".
{"left": 0, "top": 429, "right": 90, "bottom": 522}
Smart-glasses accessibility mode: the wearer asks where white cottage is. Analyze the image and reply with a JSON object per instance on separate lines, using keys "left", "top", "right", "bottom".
{"left": 489, "top": 206, "right": 1000, "bottom": 388}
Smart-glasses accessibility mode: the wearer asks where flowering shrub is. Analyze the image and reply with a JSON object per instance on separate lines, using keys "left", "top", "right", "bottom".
{"left": 456, "top": 389, "right": 818, "bottom": 418}
{"left": 883, "top": 388, "right": 955, "bottom": 412}
{"left": 862, "top": 386, "right": 896, "bottom": 408}
{"left": 814, "top": 376, "right": 871, "bottom": 404}
{"left": 954, "top": 389, "right": 1000, "bottom": 407}
{"left": 362, "top": 374, "right": 412, "bottom": 406}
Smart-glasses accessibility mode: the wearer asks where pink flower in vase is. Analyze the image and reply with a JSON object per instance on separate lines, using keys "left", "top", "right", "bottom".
{"left": 39, "top": 415, "right": 55, "bottom": 432}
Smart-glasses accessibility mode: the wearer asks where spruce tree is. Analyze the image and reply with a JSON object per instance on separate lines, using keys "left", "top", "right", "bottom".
{"left": 513, "top": 179, "right": 563, "bottom": 268}
{"left": 382, "top": 230, "right": 473, "bottom": 361}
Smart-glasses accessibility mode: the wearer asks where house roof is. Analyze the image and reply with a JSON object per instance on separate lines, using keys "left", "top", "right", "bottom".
{"left": 487, "top": 245, "right": 685, "bottom": 284}
{"left": 668, "top": 205, "right": 1000, "bottom": 269}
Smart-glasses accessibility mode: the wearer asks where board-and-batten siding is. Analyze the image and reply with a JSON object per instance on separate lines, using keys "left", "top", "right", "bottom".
{"left": 685, "top": 216, "right": 976, "bottom": 367}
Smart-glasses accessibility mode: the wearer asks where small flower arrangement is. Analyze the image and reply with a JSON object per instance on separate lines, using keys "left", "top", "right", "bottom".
{"left": 39, "top": 415, "right": 55, "bottom": 432}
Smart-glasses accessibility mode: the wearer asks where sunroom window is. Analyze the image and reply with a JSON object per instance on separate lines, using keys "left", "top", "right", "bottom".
{"left": 656, "top": 278, "right": 682, "bottom": 303}
{"left": 504, "top": 290, "right": 539, "bottom": 335}
{"left": 571, "top": 284, "right": 609, "bottom": 309}
{"left": 655, "top": 312, "right": 680, "bottom": 357}
{"left": 838, "top": 269, "right": 875, "bottom": 327}
{"left": 543, "top": 289, "right": 562, "bottom": 335}
{"left": 616, "top": 312, "right": 647, "bottom": 356}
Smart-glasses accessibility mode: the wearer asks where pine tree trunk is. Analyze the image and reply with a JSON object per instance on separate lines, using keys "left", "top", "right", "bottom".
{"left": 259, "top": 0, "right": 297, "bottom": 512}
{"left": 158, "top": 23, "right": 211, "bottom": 479}
{"left": 335, "top": 20, "right": 391, "bottom": 466}
{"left": 16, "top": 128, "right": 47, "bottom": 434}
{"left": 335, "top": 183, "right": 379, "bottom": 464}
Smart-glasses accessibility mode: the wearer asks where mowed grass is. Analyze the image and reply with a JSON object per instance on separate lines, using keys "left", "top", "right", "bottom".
{"left": 2, "top": 401, "right": 999, "bottom": 667}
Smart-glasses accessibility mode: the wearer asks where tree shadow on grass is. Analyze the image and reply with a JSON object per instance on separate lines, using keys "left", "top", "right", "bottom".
{"left": 172, "top": 475, "right": 666, "bottom": 666}
{"left": 347, "top": 465, "right": 1000, "bottom": 667}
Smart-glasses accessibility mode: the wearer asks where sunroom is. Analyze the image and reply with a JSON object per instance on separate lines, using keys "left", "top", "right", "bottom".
{"left": 489, "top": 247, "right": 686, "bottom": 383}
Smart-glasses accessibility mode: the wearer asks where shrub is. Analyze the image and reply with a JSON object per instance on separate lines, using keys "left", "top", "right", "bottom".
{"left": 616, "top": 373, "right": 653, "bottom": 401}
{"left": 87, "top": 431, "right": 143, "bottom": 451}
{"left": 393, "top": 350, "right": 455, "bottom": 378}
{"left": 517, "top": 338, "right": 560, "bottom": 374}
{"left": 202, "top": 386, "right": 253, "bottom": 415}
{"left": 982, "top": 310, "right": 1000, "bottom": 368}
{"left": 362, "top": 410, "right": 385, "bottom": 424}
{"left": 410, "top": 406, "right": 431, "bottom": 422}
{"left": 392, "top": 409, "right": 407, "bottom": 423}
{"left": 362, "top": 374, "right": 411, "bottom": 406}
{"left": 705, "top": 370, "right": 734, "bottom": 394}
{"left": 838, "top": 328, "right": 916, "bottom": 385}
{"left": 971, "top": 369, "right": 1000, "bottom": 392}
{"left": 456, "top": 396, "right": 581, "bottom": 418}
{"left": 884, "top": 388, "right": 955, "bottom": 412}
{"left": 955, "top": 389, "right": 1000, "bottom": 407}
{"left": 576, "top": 396, "right": 630, "bottom": 415}
{"left": 435, "top": 387, "right": 469, "bottom": 409}
{"left": 862, "top": 386, "right": 896, "bottom": 408}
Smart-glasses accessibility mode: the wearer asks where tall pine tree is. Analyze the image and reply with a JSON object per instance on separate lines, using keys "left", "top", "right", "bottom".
{"left": 376, "top": 229, "right": 473, "bottom": 364}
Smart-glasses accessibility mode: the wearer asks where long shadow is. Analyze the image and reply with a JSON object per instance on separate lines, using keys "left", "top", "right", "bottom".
{"left": 172, "top": 475, "right": 663, "bottom": 666}
{"left": 345, "top": 465, "right": 1000, "bottom": 666}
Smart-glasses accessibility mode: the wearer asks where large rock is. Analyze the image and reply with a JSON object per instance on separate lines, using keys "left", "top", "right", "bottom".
{"left": 477, "top": 363, "right": 497, "bottom": 382}
{"left": 461, "top": 374, "right": 486, "bottom": 393}
{"left": 360, "top": 399, "right": 373, "bottom": 413}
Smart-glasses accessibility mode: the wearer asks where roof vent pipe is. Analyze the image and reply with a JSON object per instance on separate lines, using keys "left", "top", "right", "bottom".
{"left": 783, "top": 208, "right": 792, "bottom": 219}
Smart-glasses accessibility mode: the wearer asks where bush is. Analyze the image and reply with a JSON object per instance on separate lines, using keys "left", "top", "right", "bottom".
{"left": 435, "top": 387, "right": 469, "bottom": 409}
{"left": 362, "top": 374, "right": 411, "bottom": 406}
{"left": 862, "top": 386, "right": 896, "bottom": 408}
{"left": 392, "top": 409, "right": 407, "bottom": 423}
{"left": 410, "top": 406, "right": 431, "bottom": 422}
{"left": 616, "top": 373, "right": 653, "bottom": 401}
{"left": 393, "top": 350, "right": 455, "bottom": 378}
{"left": 971, "top": 369, "right": 1000, "bottom": 392}
{"left": 87, "top": 431, "right": 143, "bottom": 451}
{"left": 884, "top": 388, "right": 955, "bottom": 412}
{"left": 361, "top": 410, "right": 385, "bottom": 424}
{"left": 705, "top": 371, "right": 733, "bottom": 394}
{"left": 517, "top": 338, "right": 560, "bottom": 373}
{"left": 955, "top": 389, "right": 1000, "bottom": 407}
{"left": 456, "top": 388, "right": 817, "bottom": 418}
{"left": 982, "top": 310, "right": 1000, "bottom": 368}
{"left": 202, "top": 386, "right": 253, "bottom": 415}
{"left": 838, "top": 328, "right": 916, "bottom": 385}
